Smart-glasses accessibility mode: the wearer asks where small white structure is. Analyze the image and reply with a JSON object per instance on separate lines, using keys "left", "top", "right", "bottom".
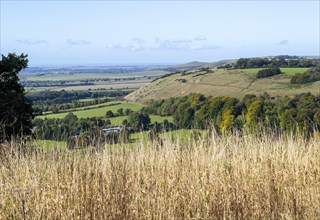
{"left": 103, "top": 126, "right": 123, "bottom": 134}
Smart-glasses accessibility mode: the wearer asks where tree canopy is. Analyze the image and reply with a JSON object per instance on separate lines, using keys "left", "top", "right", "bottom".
{"left": 0, "top": 53, "right": 33, "bottom": 141}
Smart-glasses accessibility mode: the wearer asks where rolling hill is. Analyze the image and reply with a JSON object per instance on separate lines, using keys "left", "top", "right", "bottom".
{"left": 157, "top": 60, "right": 235, "bottom": 72}
{"left": 126, "top": 67, "right": 320, "bottom": 103}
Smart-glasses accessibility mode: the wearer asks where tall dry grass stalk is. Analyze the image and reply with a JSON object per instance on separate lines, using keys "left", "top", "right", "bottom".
{"left": 0, "top": 132, "right": 320, "bottom": 219}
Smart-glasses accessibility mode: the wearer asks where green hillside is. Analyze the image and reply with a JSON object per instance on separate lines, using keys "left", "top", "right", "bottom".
{"left": 126, "top": 67, "right": 320, "bottom": 103}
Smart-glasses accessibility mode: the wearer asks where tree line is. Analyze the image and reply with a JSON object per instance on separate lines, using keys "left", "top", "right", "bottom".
{"left": 235, "top": 57, "right": 318, "bottom": 69}
{"left": 143, "top": 92, "right": 320, "bottom": 136}
{"left": 28, "top": 89, "right": 131, "bottom": 106}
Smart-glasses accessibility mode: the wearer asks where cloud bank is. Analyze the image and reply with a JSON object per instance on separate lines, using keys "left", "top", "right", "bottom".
{"left": 278, "top": 40, "right": 289, "bottom": 46}
{"left": 106, "top": 36, "right": 220, "bottom": 51}
{"left": 154, "top": 37, "right": 219, "bottom": 50}
{"left": 16, "top": 39, "right": 48, "bottom": 45}
{"left": 107, "top": 43, "right": 144, "bottom": 51}
{"left": 67, "top": 39, "right": 90, "bottom": 46}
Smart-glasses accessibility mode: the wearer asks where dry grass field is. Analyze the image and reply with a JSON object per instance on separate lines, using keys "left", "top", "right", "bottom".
{"left": 1, "top": 131, "right": 320, "bottom": 219}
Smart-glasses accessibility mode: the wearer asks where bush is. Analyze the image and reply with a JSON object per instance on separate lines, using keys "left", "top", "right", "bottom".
{"left": 291, "top": 65, "right": 320, "bottom": 84}
{"left": 105, "top": 110, "right": 114, "bottom": 118}
{"left": 256, "top": 68, "right": 282, "bottom": 78}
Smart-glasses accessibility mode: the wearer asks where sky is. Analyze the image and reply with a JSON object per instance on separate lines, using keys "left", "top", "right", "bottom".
{"left": 0, "top": 1, "right": 319, "bottom": 66}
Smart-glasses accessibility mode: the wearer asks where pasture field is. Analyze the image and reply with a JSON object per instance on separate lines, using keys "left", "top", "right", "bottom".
{"left": 39, "top": 114, "right": 172, "bottom": 126}
{"left": 37, "top": 101, "right": 173, "bottom": 126}
{"left": 38, "top": 102, "right": 144, "bottom": 119}
{"left": 42, "top": 102, "right": 123, "bottom": 115}
{"left": 1, "top": 133, "right": 319, "bottom": 219}
{"left": 78, "top": 98, "right": 104, "bottom": 102}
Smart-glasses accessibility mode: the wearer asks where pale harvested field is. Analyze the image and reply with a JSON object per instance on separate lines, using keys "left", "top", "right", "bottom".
{"left": 56, "top": 82, "right": 147, "bottom": 91}
{"left": 24, "top": 70, "right": 168, "bottom": 81}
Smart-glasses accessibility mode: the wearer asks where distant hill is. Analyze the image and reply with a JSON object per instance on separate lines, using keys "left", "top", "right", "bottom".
{"left": 126, "top": 67, "right": 320, "bottom": 103}
{"left": 157, "top": 60, "right": 235, "bottom": 72}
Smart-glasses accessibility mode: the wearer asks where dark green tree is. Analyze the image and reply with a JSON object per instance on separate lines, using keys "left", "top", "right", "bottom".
{"left": 124, "top": 108, "right": 132, "bottom": 115}
{"left": 64, "top": 112, "right": 78, "bottom": 126}
{"left": 256, "top": 68, "right": 282, "bottom": 78}
{"left": 122, "top": 119, "right": 128, "bottom": 126}
{"left": 105, "top": 110, "right": 114, "bottom": 118}
{"left": 117, "top": 108, "right": 124, "bottom": 116}
{"left": 128, "top": 112, "right": 150, "bottom": 131}
{"left": 0, "top": 53, "right": 33, "bottom": 140}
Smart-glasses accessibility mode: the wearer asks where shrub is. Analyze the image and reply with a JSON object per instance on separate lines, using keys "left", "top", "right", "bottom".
{"left": 256, "top": 68, "right": 282, "bottom": 78}
{"left": 291, "top": 65, "right": 320, "bottom": 84}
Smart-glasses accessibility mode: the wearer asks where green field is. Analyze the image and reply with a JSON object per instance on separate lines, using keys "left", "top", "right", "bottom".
{"left": 37, "top": 101, "right": 173, "bottom": 126}
{"left": 78, "top": 98, "right": 103, "bottom": 102}
{"left": 42, "top": 102, "right": 134, "bottom": 116}
{"left": 161, "top": 129, "right": 207, "bottom": 143}
{"left": 38, "top": 102, "right": 144, "bottom": 119}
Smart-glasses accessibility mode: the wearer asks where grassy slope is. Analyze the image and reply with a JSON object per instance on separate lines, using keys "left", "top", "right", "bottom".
{"left": 244, "top": 67, "right": 309, "bottom": 75}
{"left": 161, "top": 60, "right": 235, "bottom": 72}
{"left": 126, "top": 67, "right": 319, "bottom": 102}
{"left": 42, "top": 101, "right": 124, "bottom": 115}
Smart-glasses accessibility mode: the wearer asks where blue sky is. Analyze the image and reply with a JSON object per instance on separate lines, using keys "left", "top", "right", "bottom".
{"left": 1, "top": 1, "right": 319, "bottom": 66}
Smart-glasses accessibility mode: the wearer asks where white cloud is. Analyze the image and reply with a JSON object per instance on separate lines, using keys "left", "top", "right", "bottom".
{"left": 278, "top": 40, "right": 289, "bottom": 46}
{"left": 67, "top": 39, "right": 90, "bottom": 45}
{"left": 154, "top": 37, "right": 219, "bottom": 50}
{"left": 107, "top": 36, "right": 218, "bottom": 52}
{"left": 131, "top": 37, "right": 145, "bottom": 44}
{"left": 16, "top": 39, "right": 48, "bottom": 45}
{"left": 107, "top": 43, "right": 144, "bottom": 51}
{"left": 194, "top": 35, "right": 207, "bottom": 41}
{"left": 189, "top": 45, "right": 220, "bottom": 50}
